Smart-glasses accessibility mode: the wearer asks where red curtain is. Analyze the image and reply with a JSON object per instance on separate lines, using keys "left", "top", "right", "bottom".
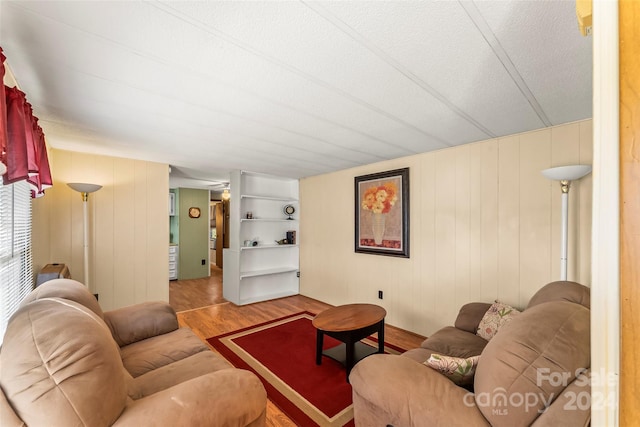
{"left": 4, "top": 86, "right": 29, "bottom": 185}
{"left": 1, "top": 47, "right": 53, "bottom": 197}
{"left": 34, "top": 121, "right": 52, "bottom": 196}
{"left": 4, "top": 86, "right": 30, "bottom": 185}
{"left": 0, "top": 47, "right": 8, "bottom": 170}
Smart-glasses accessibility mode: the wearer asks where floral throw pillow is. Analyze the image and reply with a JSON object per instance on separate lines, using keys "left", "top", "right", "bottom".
{"left": 476, "top": 301, "right": 521, "bottom": 341}
{"left": 424, "top": 354, "right": 481, "bottom": 385}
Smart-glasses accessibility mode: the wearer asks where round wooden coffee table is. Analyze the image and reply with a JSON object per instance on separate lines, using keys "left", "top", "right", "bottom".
{"left": 312, "top": 303, "right": 386, "bottom": 382}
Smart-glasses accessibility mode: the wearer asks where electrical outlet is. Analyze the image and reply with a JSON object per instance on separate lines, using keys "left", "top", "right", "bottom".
{"left": 201, "top": 259, "right": 206, "bottom": 265}
{"left": 378, "top": 290, "right": 383, "bottom": 299}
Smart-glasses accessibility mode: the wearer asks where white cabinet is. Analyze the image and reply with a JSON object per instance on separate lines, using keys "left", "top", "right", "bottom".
{"left": 223, "top": 170, "right": 299, "bottom": 305}
{"left": 169, "top": 245, "right": 178, "bottom": 280}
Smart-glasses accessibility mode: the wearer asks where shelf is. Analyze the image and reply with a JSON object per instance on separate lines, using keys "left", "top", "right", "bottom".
{"left": 223, "top": 169, "right": 299, "bottom": 306}
{"left": 239, "top": 290, "right": 299, "bottom": 305}
{"left": 241, "top": 218, "right": 297, "bottom": 222}
{"left": 239, "top": 266, "right": 298, "bottom": 279}
{"left": 241, "top": 194, "right": 298, "bottom": 202}
{"left": 240, "top": 244, "right": 298, "bottom": 250}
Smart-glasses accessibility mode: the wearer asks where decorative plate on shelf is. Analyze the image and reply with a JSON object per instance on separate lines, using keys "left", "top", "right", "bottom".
{"left": 283, "top": 204, "right": 295, "bottom": 219}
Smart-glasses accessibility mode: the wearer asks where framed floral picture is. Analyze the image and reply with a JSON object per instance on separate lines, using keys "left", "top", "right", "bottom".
{"left": 355, "top": 167, "right": 409, "bottom": 258}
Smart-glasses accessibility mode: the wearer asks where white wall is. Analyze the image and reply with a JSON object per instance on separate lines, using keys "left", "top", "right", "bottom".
{"left": 32, "top": 149, "right": 169, "bottom": 311}
{"left": 300, "top": 120, "right": 592, "bottom": 336}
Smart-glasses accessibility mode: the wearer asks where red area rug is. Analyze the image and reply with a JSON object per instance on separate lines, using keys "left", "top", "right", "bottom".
{"left": 207, "top": 311, "right": 405, "bottom": 427}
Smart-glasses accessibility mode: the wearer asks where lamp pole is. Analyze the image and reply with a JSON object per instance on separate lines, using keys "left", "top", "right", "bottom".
{"left": 67, "top": 183, "right": 102, "bottom": 290}
{"left": 541, "top": 165, "right": 592, "bottom": 281}
{"left": 559, "top": 179, "right": 570, "bottom": 280}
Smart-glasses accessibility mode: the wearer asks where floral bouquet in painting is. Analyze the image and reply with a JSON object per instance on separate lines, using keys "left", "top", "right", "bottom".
{"left": 361, "top": 182, "right": 398, "bottom": 244}
{"left": 361, "top": 182, "right": 398, "bottom": 213}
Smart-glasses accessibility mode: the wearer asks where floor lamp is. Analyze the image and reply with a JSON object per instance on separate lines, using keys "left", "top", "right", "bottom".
{"left": 68, "top": 183, "right": 102, "bottom": 290}
{"left": 541, "top": 165, "right": 592, "bottom": 280}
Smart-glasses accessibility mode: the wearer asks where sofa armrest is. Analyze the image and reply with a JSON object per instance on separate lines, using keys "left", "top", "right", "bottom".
{"left": 350, "top": 354, "right": 490, "bottom": 427}
{"left": 454, "top": 302, "right": 492, "bottom": 334}
{"left": 104, "top": 302, "right": 179, "bottom": 347}
{"left": 113, "top": 369, "right": 267, "bottom": 427}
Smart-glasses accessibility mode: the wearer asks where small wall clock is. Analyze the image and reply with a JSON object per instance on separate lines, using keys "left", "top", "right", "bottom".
{"left": 188, "top": 207, "right": 201, "bottom": 218}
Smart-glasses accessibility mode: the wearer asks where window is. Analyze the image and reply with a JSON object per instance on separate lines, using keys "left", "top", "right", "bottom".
{"left": 0, "top": 180, "right": 33, "bottom": 343}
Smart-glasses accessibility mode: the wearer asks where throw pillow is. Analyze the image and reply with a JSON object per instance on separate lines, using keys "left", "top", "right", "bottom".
{"left": 425, "top": 354, "right": 480, "bottom": 385}
{"left": 476, "top": 301, "right": 521, "bottom": 341}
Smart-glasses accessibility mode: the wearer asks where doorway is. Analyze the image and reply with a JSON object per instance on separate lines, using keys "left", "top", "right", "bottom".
{"left": 209, "top": 197, "right": 229, "bottom": 269}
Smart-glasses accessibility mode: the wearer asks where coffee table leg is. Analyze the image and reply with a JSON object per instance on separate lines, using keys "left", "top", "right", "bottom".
{"left": 316, "top": 329, "right": 324, "bottom": 365}
{"left": 346, "top": 338, "right": 355, "bottom": 382}
{"left": 378, "top": 319, "right": 385, "bottom": 353}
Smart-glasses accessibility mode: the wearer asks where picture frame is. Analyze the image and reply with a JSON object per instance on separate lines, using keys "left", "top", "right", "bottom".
{"left": 355, "top": 167, "right": 409, "bottom": 258}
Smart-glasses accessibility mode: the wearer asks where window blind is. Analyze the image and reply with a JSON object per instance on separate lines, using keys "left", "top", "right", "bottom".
{"left": 0, "top": 180, "right": 33, "bottom": 343}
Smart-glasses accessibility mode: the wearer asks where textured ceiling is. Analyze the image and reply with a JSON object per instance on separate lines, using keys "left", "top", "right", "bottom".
{"left": 0, "top": 1, "right": 592, "bottom": 189}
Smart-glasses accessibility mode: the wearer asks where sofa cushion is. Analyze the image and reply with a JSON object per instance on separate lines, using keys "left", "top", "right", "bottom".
{"left": 476, "top": 301, "right": 520, "bottom": 340}
{"left": 1, "top": 298, "right": 127, "bottom": 427}
{"left": 120, "top": 327, "right": 211, "bottom": 377}
{"left": 420, "top": 326, "right": 488, "bottom": 358}
{"left": 527, "top": 280, "right": 590, "bottom": 309}
{"left": 425, "top": 354, "right": 480, "bottom": 386}
{"left": 401, "top": 347, "right": 434, "bottom": 364}
{"left": 129, "top": 350, "right": 234, "bottom": 398}
{"left": 474, "top": 301, "right": 590, "bottom": 427}
{"left": 454, "top": 302, "right": 492, "bottom": 333}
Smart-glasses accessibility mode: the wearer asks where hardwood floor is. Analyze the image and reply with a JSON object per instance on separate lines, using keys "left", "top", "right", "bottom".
{"left": 169, "top": 265, "right": 224, "bottom": 312}
{"left": 170, "top": 265, "right": 425, "bottom": 427}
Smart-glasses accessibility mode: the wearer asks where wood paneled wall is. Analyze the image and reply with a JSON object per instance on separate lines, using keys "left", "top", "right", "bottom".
{"left": 32, "top": 149, "right": 169, "bottom": 311}
{"left": 300, "top": 121, "right": 592, "bottom": 336}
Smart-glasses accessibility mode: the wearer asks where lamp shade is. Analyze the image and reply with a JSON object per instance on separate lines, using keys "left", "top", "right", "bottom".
{"left": 541, "top": 165, "right": 592, "bottom": 181}
{"left": 67, "top": 182, "right": 102, "bottom": 193}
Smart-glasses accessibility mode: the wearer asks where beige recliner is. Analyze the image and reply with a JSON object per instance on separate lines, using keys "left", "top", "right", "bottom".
{"left": 0, "top": 279, "right": 267, "bottom": 426}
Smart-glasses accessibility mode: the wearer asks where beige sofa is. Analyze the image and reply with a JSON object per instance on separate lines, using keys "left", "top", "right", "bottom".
{"left": 0, "top": 279, "right": 267, "bottom": 426}
{"left": 350, "top": 281, "right": 591, "bottom": 427}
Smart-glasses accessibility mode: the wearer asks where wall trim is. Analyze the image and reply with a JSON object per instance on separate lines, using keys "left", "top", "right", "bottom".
{"left": 591, "top": 0, "right": 620, "bottom": 425}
